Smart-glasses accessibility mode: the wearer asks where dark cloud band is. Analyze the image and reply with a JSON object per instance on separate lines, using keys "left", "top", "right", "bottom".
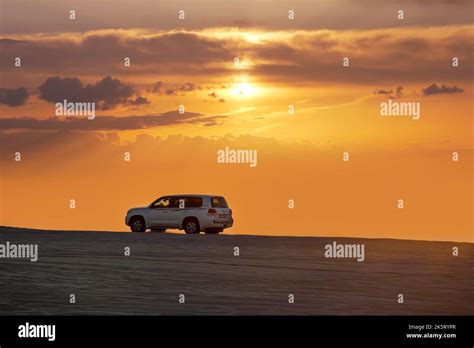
{"left": 38, "top": 76, "right": 140, "bottom": 110}
{"left": 0, "top": 111, "right": 226, "bottom": 130}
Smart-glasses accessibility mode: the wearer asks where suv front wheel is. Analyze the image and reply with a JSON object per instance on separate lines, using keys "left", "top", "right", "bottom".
{"left": 183, "top": 218, "right": 200, "bottom": 234}
{"left": 130, "top": 217, "right": 146, "bottom": 232}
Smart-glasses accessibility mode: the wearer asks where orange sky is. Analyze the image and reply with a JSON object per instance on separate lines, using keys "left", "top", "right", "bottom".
{"left": 0, "top": 0, "right": 472, "bottom": 242}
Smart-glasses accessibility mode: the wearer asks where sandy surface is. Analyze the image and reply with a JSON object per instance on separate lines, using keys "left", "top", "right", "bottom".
{"left": 0, "top": 226, "right": 472, "bottom": 315}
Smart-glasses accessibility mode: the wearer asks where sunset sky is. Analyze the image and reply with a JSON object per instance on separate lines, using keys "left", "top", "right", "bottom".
{"left": 0, "top": 0, "right": 472, "bottom": 242}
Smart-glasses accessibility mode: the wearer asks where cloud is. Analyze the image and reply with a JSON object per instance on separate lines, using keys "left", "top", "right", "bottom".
{"left": 248, "top": 26, "right": 474, "bottom": 84}
{"left": 0, "top": 87, "right": 29, "bottom": 106}
{"left": 0, "top": 38, "right": 26, "bottom": 44}
{"left": 373, "top": 86, "right": 403, "bottom": 99}
{"left": 165, "top": 88, "right": 177, "bottom": 96}
{"left": 0, "top": 111, "right": 226, "bottom": 130}
{"left": 395, "top": 86, "right": 403, "bottom": 98}
{"left": 128, "top": 96, "right": 150, "bottom": 106}
{"left": 422, "top": 83, "right": 464, "bottom": 96}
{"left": 374, "top": 89, "right": 393, "bottom": 95}
{"left": 1, "top": 26, "right": 473, "bottom": 88}
{"left": 0, "top": 31, "right": 233, "bottom": 82}
{"left": 1, "top": 0, "right": 472, "bottom": 35}
{"left": 178, "top": 82, "right": 196, "bottom": 92}
{"left": 152, "top": 82, "right": 199, "bottom": 96}
{"left": 151, "top": 81, "right": 163, "bottom": 93}
{"left": 38, "top": 76, "right": 148, "bottom": 110}
{"left": 206, "top": 91, "right": 225, "bottom": 103}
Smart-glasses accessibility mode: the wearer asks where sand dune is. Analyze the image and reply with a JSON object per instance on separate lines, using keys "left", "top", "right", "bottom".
{"left": 0, "top": 226, "right": 472, "bottom": 315}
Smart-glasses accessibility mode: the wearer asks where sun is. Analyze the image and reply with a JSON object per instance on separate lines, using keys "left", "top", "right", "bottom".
{"left": 230, "top": 82, "right": 258, "bottom": 97}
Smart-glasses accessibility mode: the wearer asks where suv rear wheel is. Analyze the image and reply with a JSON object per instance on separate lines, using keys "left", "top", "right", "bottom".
{"left": 130, "top": 217, "right": 146, "bottom": 232}
{"left": 183, "top": 218, "right": 200, "bottom": 234}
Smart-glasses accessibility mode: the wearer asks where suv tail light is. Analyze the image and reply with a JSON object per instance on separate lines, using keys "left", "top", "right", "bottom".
{"left": 229, "top": 209, "right": 232, "bottom": 216}
{"left": 208, "top": 208, "right": 218, "bottom": 215}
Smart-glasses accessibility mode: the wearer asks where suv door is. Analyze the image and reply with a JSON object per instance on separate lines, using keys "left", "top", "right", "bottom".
{"left": 166, "top": 197, "right": 183, "bottom": 227}
{"left": 148, "top": 197, "right": 172, "bottom": 227}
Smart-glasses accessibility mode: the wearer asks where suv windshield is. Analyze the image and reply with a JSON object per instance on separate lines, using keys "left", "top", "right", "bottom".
{"left": 211, "top": 196, "right": 228, "bottom": 208}
{"left": 151, "top": 197, "right": 170, "bottom": 208}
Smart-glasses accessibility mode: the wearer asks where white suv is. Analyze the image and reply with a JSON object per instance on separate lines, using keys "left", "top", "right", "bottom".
{"left": 125, "top": 195, "right": 233, "bottom": 234}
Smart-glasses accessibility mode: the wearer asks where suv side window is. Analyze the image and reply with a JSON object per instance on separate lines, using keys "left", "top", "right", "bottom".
{"left": 175, "top": 197, "right": 203, "bottom": 208}
{"left": 186, "top": 197, "right": 203, "bottom": 208}
{"left": 211, "top": 197, "right": 228, "bottom": 208}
